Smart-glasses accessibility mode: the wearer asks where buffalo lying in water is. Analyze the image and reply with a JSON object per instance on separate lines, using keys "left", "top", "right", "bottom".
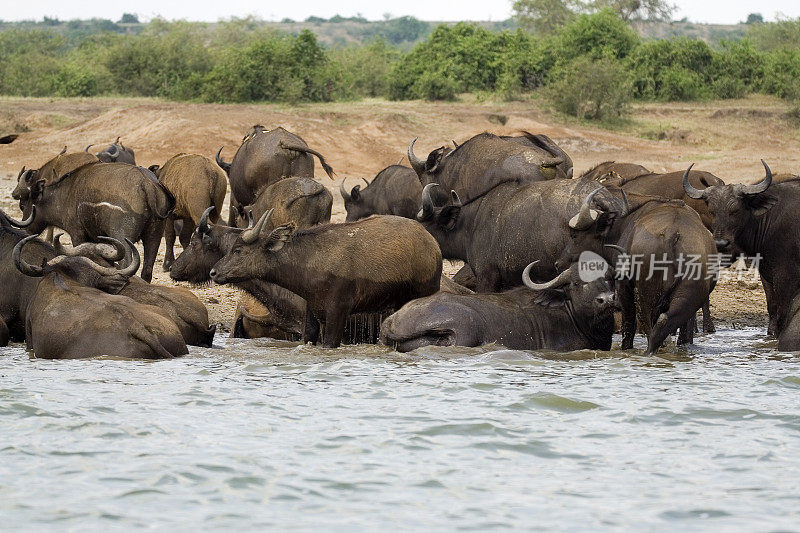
{"left": 14, "top": 235, "right": 187, "bottom": 359}
{"left": 216, "top": 126, "right": 335, "bottom": 225}
{"left": 381, "top": 260, "right": 618, "bottom": 352}
{"left": 340, "top": 164, "right": 422, "bottom": 221}
{"left": 149, "top": 153, "right": 227, "bottom": 271}
{"left": 210, "top": 213, "right": 442, "bottom": 348}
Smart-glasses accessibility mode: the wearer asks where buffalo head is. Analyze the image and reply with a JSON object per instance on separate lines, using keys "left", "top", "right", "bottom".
{"left": 683, "top": 161, "right": 775, "bottom": 252}
{"left": 523, "top": 260, "right": 618, "bottom": 317}
{"left": 407, "top": 138, "right": 455, "bottom": 184}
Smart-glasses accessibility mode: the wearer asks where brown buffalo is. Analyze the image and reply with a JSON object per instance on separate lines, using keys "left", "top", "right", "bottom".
{"left": 210, "top": 213, "right": 442, "bottom": 348}
{"left": 149, "top": 154, "right": 227, "bottom": 271}
{"left": 241, "top": 177, "right": 333, "bottom": 231}
{"left": 216, "top": 126, "right": 335, "bottom": 225}
{"left": 340, "top": 165, "right": 422, "bottom": 221}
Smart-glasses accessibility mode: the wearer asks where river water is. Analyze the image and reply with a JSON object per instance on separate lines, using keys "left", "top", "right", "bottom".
{"left": 1, "top": 328, "right": 799, "bottom": 531}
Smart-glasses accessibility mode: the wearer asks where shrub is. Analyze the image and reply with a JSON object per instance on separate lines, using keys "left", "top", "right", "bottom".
{"left": 761, "top": 49, "right": 800, "bottom": 100}
{"left": 657, "top": 67, "right": 707, "bottom": 101}
{"left": 555, "top": 9, "right": 640, "bottom": 63}
{"left": 546, "top": 55, "right": 632, "bottom": 120}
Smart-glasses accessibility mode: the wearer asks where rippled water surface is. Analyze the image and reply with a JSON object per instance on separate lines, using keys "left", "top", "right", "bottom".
{"left": 2, "top": 328, "right": 800, "bottom": 531}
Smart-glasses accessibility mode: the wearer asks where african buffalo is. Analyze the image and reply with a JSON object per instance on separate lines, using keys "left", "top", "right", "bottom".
{"left": 53, "top": 236, "right": 216, "bottom": 347}
{"left": 683, "top": 162, "right": 800, "bottom": 336}
{"left": 216, "top": 126, "right": 335, "bottom": 225}
{"left": 558, "top": 187, "right": 716, "bottom": 353}
{"left": 13, "top": 148, "right": 98, "bottom": 204}
{"left": 584, "top": 163, "right": 725, "bottom": 230}
{"left": 407, "top": 132, "right": 572, "bottom": 204}
{"left": 86, "top": 137, "right": 136, "bottom": 164}
{"left": 209, "top": 213, "right": 442, "bottom": 348}
{"left": 340, "top": 164, "right": 422, "bottom": 221}
{"left": 242, "top": 177, "right": 332, "bottom": 231}
{"left": 381, "top": 259, "right": 617, "bottom": 352}
{"left": 148, "top": 154, "right": 227, "bottom": 271}
{"left": 579, "top": 161, "right": 651, "bottom": 183}
{"left": 14, "top": 235, "right": 187, "bottom": 359}
{"left": 416, "top": 177, "right": 618, "bottom": 292}
{"left": 19, "top": 162, "right": 175, "bottom": 282}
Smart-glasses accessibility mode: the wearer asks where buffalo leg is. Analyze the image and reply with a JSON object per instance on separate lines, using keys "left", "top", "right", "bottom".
{"left": 303, "top": 309, "right": 320, "bottom": 345}
{"left": 619, "top": 282, "right": 637, "bottom": 350}
{"left": 321, "top": 309, "right": 349, "bottom": 349}
{"left": 702, "top": 298, "right": 715, "bottom": 333}
{"left": 140, "top": 220, "right": 164, "bottom": 283}
{"left": 178, "top": 219, "right": 193, "bottom": 248}
{"left": 227, "top": 197, "right": 238, "bottom": 227}
{"left": 0, "top": 320, "right": 8, "bottom": 347}
{"left": 677, "top": 315, "right": 695, "bottom": 345}
{"left": 763, "top": 278, "right": 778, "bottom": 336}
{"left": 163, "top": 218, "right": 177, "bottom": 272}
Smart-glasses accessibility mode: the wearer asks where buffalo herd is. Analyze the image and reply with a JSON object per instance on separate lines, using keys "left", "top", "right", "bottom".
{"left": 2, "top": 126, "right": 797, "bottom": 358}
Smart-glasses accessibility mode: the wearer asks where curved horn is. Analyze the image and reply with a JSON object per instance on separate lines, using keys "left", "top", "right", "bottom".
{"left": 452, "top": 140, "right": 459, "bottom": 149}
{"left": 339, "top": 178, "right": 351, "bottom": 202}
{"left": 241, "top": 208, "right": 272, "bottom": 244}
{"left": 84, "top": 144, "right": 93, "bottom": 153}
{"left": 682, "top": 164, "right": 706, "bottom": 199}
{"left": 17, "top": 166, "right": 26, "bottom": 178}
{"left": 407, "top": 138, "right": 425, "bottom": 175}
{"left": 742, "top": 160, "right": 773, "bottom": 195}
{"left": 604, "top": 244, "right": 627, "bottom": 255}
{"left": 118, "top": 238, "right": 140, "bottom": 277}
{"left": 59, "top": 146, "right": 67, "bottom": 155}
{"left": 396, "top": 157, "right": 404, "bottom": 166}
{"left": 362, "top": 177, "right": 370, "bottom": 187}
{"left": 522, "top": 261, "right": 573, "bottom": 291}
{"left": 57, "top": 237, "right": 139, "bottom": 277}
{"left": 6, "top": 205, "right": 35, "bottom": 228}
{"left": 12, "top": 235, "right": 44, "bottom": 277}
{"left": 568, "top": 187, "right": 603, "bottom": 230}
{"left": 215, "top": 146, "right": 228, "bottom": 168}
{"left": 53, "top": 234, "right": 126, "bottom": 262}
{"left": 197, "top": 206, "right": 215, "bottom": 235}
{"left": 115, "top": 136, "right": 121, "bottom": 144}
{"left": 450, "top": 189, "right": 462, "bottom": 207}
{"left": 417, "top": 183, "right": 438, "bottom": 221}
{"left": 106, "top": 144, "right": 119, "bottom": 158}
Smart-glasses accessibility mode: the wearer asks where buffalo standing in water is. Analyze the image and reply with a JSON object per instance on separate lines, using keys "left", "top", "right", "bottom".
{"left": 380, "top": 260, "right": 618, "bottom": 352}
{"left": 209, "top": 212, "right": 442, "bottom": 348}
{"left": 216, "top": 126, "right": 335, "bottom": 226}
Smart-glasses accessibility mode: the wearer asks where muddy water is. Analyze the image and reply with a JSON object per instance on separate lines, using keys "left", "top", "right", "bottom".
{"left": 1, "top": 328, "right": 799, "bottom": 530}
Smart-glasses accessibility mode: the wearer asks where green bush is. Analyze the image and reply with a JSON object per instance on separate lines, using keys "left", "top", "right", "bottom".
{"left": 762, "top": 49, "right": 800, "bottom": 100}
{"left": 711, "top": 76, "right": 747, "bottom": 99}
{"left": 555, "top": 9, "right": 640, "bottom": 63}
{"left": 546, "top": 55, "right": 632, "bottom": 120}
{"left": 657, "top": 67, "right": 707, "bottom": 101}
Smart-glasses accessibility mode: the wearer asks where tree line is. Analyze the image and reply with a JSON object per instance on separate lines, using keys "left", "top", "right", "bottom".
{"left": 0, "top": 12, "right": 798, "bottom": 120}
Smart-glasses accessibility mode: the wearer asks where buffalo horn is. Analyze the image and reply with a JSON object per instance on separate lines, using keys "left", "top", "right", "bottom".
{"left": 59, "top": 146, "right": 67, "bottom": 155}
{"left": 452, "top": 140, "right": 459, "bottom": 149}
{"left": 407, "top": 138, "right": 426, "bottom": 175}
{"left": 742, "top": 160, "right": 773, "bottom": 195}
{"left": 84, "top": 144, "right": 93, "bottom": 153}
{"left": 681, "top": 164, "right": 706, "bottom": 199}
{"left": 339, "top": 178, "right": 351, "bottom": 201}
{"left": 6, "top": 205, "right": 35, "bottom": 228}
{"left": 362, "top": 177, "right": 370, "bottom": 187}
{"left": 17, "top": 166, "right": 26, "bottom": 178}
{"left": 568, "top": 187, "right": 603, "bottom": 230}
{"left": 198, "top": 206, "right": 215, "bottom": 235}
{"left": 55, "top": 237, "right": 140, "bottom": 277}
{"left": 417, "top": 183, "right": 438, "bottom": 221}
{"left": 12, "top": 235, "right": 44, "bottom": 277}
{"left": 522, "top": 261, "right": 572, "bottom": 290}
{"left": 241, "top": 208, "right": 273, "bottom": 244}
{"left": 53, "top": 234, "right": 126, "bottom": 261}
{"left": 106, "top": 144, "right": 119, "bottom": 158}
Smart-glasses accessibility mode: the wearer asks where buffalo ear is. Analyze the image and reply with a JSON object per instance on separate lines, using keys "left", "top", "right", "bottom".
{"left": 31, "top": 179, "right": 46, "bottom": 201}
{"left": 530, "top": 289, "right": 568, "bottom": 308}
{"left": 425, "top": 147, "right": 446, "bottom": 172}
{"left": 436, "top": 205, "right": 461, "bottom": 231}
{"left": 746, "top": 193, "right": 778, "bottom": 216}
{"left": 264, "top": 223, "right": 295, "bottom": 252}
{"left": 148, "top": 164, "right": 160, "bottom": 175}
{"left": 351, "top": 185, "right": 361, "bottom": 201}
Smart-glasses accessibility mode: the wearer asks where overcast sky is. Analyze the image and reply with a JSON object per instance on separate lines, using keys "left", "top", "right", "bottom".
{"left": 4, "top": 0, "right": 799, "bottom": 25}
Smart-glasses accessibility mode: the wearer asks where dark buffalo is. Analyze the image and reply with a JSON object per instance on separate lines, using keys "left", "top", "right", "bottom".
{"left": 340, "top": 164, "right": 422, "bottom": 221}
{"left": 12, "top": 148, "right": 98, "bottom": 204}
{"left": 209, "top": 213, "right": 442, "bottom": 348}
{"left": 54, "top": 236, "right": 216, "bottom": 347}
{"left": 584, "top": 163, "right": 725, "bottom": 230}
{"left": 14, "top": 235, "right": 186, "bottom": 359}
{"left": 86, "top": 137, "right": 136, "bottom": 164}
{"left": 216, "top": 126, "right": 335, "bottom": 225}
{"left": 683, "top": 162, "right": 800, "bottom": 336}
{"left": 242, "top": 177, "right": 333, "bottom": 231}
{"left": 558, "top": 187, "right": 716, "bottom": 353}
{"left": 416, "top": 177, "right": 619, "bottom": 292}
{"left": 148, "top": 153, "right": 227, "bottom": 271}
{"left": 381, "top": 259, "right": 617, "bottom": 352}
{"left": 407, "top": 132, "right": 573, "bottom": 204}
{"left": 19, "top": 163, "right": 175, "bottom": 282}
{"left": 0, "top": 208, "right": 42, "bottom": 345}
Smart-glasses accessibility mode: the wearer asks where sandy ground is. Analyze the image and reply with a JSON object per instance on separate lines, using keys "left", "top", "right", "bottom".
{"left": 2, "top": 95, "right": 792, "bottom": 331}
